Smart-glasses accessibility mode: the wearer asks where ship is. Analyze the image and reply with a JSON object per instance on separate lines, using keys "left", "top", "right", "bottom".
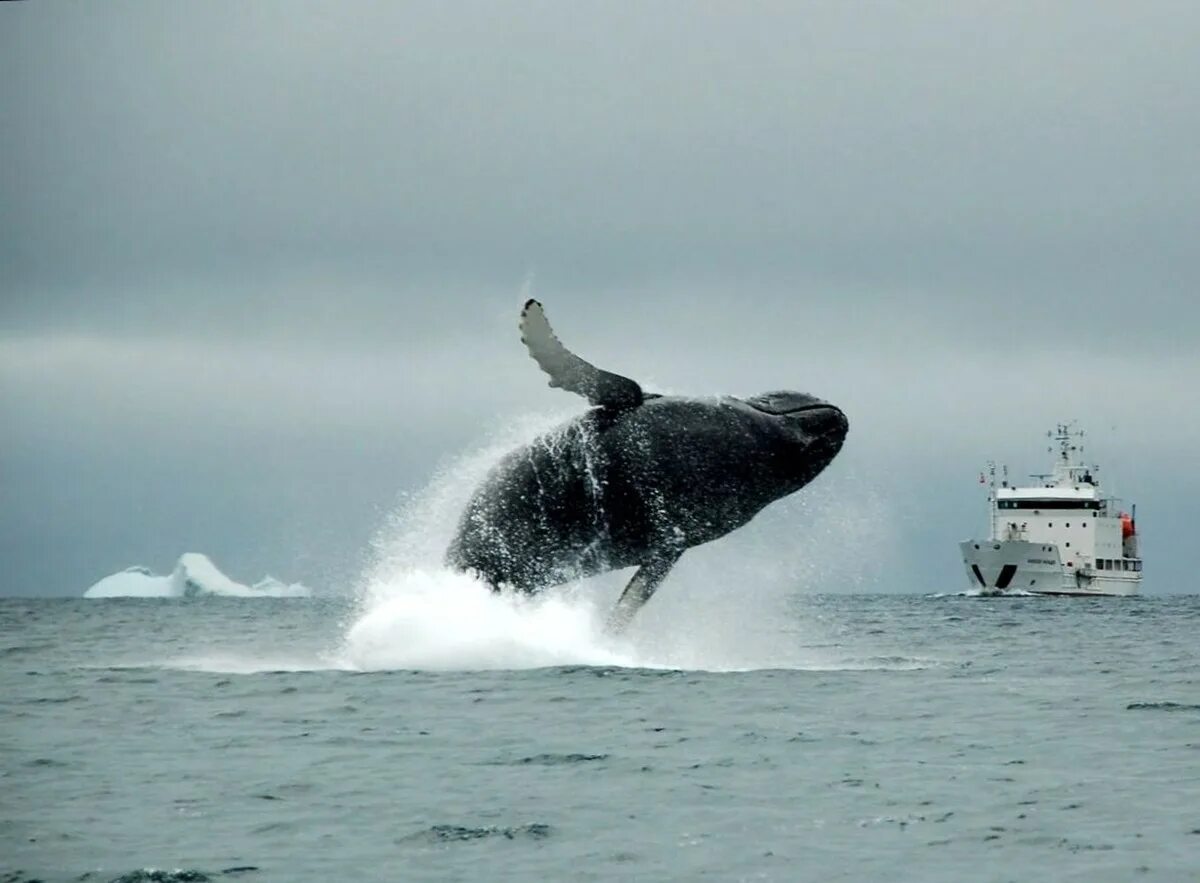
{"left": 959, "top": 423, "right": 1141, "bottom": 596}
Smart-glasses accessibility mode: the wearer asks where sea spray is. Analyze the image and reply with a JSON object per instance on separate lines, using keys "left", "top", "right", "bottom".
{"left": 341, "top": 568, "right": 636, "bottom": 671}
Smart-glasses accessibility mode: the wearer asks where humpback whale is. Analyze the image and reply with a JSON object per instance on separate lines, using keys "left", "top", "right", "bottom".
{"left": 447, "top": 300, "right": 848, "bottom": 632}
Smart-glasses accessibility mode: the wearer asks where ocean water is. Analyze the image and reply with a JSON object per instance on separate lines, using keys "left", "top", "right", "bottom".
{"left": 3, "top": 591, "right": 1199, "bottom": 882}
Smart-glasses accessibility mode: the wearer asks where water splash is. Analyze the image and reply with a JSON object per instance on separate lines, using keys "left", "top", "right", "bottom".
{"left": 340, "top": 568, "right": 637, "bottom": 671}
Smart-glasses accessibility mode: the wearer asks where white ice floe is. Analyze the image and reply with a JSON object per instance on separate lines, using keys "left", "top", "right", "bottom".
{"left": 82, "top": 566, "right": 176, "bottom": 599}
{"left": 83, "top": 553, "right": 310, "bottom": 598}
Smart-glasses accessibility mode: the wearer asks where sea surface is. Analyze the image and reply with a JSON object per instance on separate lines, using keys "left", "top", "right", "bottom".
{"left": 3, "top": 592, "right": 1198, "bottom": 882}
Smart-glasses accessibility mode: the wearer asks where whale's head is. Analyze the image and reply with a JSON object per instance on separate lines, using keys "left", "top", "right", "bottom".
{"left": 744, "top": 390, "right": 849, "bottom": 488}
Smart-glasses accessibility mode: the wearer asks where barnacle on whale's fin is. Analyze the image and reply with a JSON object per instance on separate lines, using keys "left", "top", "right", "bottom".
{"left": 519, "top": 299, "right": 644, "bottom": 410}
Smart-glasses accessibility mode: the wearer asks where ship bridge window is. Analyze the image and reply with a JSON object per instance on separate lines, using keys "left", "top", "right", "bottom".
{"left": 998, "top": 500, "right": 1100, "bottom": 510}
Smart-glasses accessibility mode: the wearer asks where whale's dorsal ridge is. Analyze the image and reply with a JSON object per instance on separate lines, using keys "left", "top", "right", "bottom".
{"left": 519, "top": 299, "right": 644, "bottom": 410}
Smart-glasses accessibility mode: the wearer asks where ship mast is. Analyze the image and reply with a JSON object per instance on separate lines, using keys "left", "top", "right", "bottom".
{"left": 983, "top": 460, "right": 1005, "bottom": 540}
{"left": 1047, "top": 422, "right": 1095, "bottom": 488}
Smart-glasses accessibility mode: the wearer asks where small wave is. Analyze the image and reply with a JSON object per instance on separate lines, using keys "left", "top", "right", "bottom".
{"left": 85, "top": 656, "right": 346, "bottom": 675}
{"left": 24, "top": 757, "right": 68, "bottom": 768}
{"left": 402, "top": 823, "right": 554, "bottom": 844}
{"left": 510, "top": 753, "right": 609, "bottom": 766}
{"left": 1126, "top": 701, "right": 1200, "bottom": 712}
{"left": 155, "top": 655, "right": 348, "bottom": 675}
{"left": 92, "top": 870, "right": 260, "bottom": 883}
{"left": 829, "top": 655, "right": 941, "bottom": 671}
{"left": 22, "top": 694, "right": 83, "bottom": 705}
{"left": 0, "top": 643, "right": 53, "bottom": 657}
{"left": 103, "top": 871, "right": 214, "bottom": 883}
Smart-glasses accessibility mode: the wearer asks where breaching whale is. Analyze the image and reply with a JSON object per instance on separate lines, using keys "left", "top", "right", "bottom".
{"left": 447, "top": 300, "right": 848, "bottom": 632}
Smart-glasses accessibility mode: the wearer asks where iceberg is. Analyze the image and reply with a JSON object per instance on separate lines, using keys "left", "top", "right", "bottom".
{"left": 83, "top": 553, "right": 311, "bottom": 599}
{"left": 82, "top": 566, "right": 176, "bottom": 599}
{"left": 169, "top": 553, "right": 310, "bottom": 598}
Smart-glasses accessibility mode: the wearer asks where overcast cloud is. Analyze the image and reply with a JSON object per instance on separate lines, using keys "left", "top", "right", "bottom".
{"left": 3, "top": 1, "right": 1197, "bottom": 595}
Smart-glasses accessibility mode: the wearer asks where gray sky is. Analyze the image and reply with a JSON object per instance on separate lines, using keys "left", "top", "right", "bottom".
{"left": 3, "top": 1, "right": 1197, "bottom": 596}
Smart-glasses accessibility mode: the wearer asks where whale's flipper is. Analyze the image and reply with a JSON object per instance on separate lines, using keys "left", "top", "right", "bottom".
{"left": 604, "top": 550, "right": 682, "bottom": 634}
{"left": 520, "top": 299, "right": 644, "bottom": 410}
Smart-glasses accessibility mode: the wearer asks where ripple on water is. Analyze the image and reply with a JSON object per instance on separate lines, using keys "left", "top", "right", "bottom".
{"left": 401, "top": 823, "right": 555, "bottom": 844}
{"left": 22, "top": 694, "right": 84, "bottom": 705}
{"left": 98, "top": 871, "right": 217, "bottom": 883}
{"left": 24, "top": 757, "right": 68, "bottom": 768}
{"left": 90, "top": 870, "right": 260, "bottom": 882}
{"left": 508, "top": 752, "right": 609, "bottom": 766}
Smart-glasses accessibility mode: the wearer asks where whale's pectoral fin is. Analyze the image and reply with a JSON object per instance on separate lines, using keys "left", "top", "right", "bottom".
{"left": 604, "top": 550, "right": 683, "bottom": 634}
{"left": 520, "top": 299, "right": 644, "bottom": 409}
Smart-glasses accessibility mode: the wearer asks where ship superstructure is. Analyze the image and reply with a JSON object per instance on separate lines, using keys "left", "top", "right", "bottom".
{"left": 959, "top": 424, "right": 1141, "bottom": 596}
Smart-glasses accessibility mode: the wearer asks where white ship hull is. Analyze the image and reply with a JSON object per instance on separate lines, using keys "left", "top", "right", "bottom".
{"left": 960, "top": 539, "right": 1140, "bottom": 596}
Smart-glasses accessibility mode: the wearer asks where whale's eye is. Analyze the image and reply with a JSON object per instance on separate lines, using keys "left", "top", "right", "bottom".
{"left": 745, "top": 391, "right": 825, "bottom": 415}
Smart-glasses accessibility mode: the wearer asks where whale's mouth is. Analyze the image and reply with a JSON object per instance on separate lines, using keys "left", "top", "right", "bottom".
{"left": 779, "top": 402, "right": 839, "bottom": 416}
